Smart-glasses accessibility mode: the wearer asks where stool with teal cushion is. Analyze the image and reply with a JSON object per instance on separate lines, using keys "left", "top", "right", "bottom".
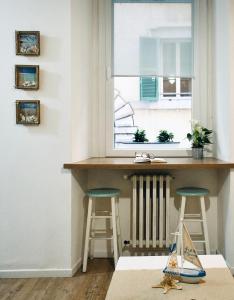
{"left": 176, "top": 187, "right": 210, "bottom": 255}
{"left": 82, "top": 188, "right": 122, "bottom": 272}
{"left": 86, "top": 188, "right": 120, "bottom": 198}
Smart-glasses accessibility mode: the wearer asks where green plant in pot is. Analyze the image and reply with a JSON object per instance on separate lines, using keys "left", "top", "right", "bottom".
{"left": 187, "top": 121, "right": 212, "bottom": 159}
{"left": 133, "top": 129, "right": 148, "bottom": 143}
{"left": 157, "top": 130, "right": 174, "bottom": 143}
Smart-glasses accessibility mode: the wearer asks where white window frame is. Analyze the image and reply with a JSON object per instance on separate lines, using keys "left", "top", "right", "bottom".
{"left": 94, "top": 0, "right": 212, "bottom": 157}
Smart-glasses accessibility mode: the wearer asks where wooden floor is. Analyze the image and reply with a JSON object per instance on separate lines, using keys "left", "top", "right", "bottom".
{"left": 0, "top": 259, "right": 114, "bottom": 300}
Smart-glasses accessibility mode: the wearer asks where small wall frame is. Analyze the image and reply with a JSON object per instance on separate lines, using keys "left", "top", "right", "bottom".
{"left": 15, "top": 31, "right": 40, "bottom": 56}
{"left": 16, "top": 100, "right": 40, "bottom": 125}
{"left": 15, "top": 65, "right": 39, "bottom": 90}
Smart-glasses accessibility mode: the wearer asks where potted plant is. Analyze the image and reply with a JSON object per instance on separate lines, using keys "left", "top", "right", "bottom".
{"left": 157, "top": 130, "right": 174, "bottom": 143}
{"left": 187, "top": 121, "right": 213, "bottom": 159}
{"left": 133, "top": 129, "right": 148, "bottom": 143}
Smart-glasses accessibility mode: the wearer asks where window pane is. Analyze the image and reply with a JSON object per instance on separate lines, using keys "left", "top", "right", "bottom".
{"left": 180, "top": 78, "right": 192, "bottom": 96}
{"left": 114, "top": 77, "right": 191, "bottom": 149}
{"left": 163, "top": 78, "right": 176, "bottom": 97}
{"left": 112, "top": 1, "right": 193, "bottom": 150}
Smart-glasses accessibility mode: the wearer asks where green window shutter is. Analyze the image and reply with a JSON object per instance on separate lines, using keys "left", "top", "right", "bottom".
{"left": 140, "top": 77, "right": 159, "bottom": 101}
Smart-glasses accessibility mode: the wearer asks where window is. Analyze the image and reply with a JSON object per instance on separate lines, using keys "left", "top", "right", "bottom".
{"left": 163, "top": 78, "right": 176, "bottom": 97}
{"left": 162, "top": 77, "right": 192, "bottom": 98}
{"left": 110, "top": 0, "right": 193, "bottom": 154}
{"left": 180, "top": 78, "right": 192, "bottom": 97}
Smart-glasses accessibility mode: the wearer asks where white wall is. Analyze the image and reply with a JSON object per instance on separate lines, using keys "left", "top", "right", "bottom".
{"left": 213, "top": 0, "right": 231, "bottom": 161}
{"left": 0, "top": 0, "right": 92, "bottom": 277}
{"left": 70, "top": 0, "right": 93, "bottom": 271}
{"left": 213, "top": 0, "right": 234, "bottom": 272}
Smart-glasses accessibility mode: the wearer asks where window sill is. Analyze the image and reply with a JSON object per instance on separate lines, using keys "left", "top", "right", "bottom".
{"left": 107, "top": 143, "right": 192, "bottom": 157}
{"left": 116, "top": 141, "right": 180, "bottom": 150}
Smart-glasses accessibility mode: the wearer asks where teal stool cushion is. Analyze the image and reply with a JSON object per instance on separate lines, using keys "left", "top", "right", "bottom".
{"left": 86, "top": 188, "right": 120, "bottom": 198}
{"left": 176, "top": 187, "right": 209, "bottom": 197}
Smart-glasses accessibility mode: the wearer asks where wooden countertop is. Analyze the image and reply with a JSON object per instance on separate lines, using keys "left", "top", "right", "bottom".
{"left": 63, "top": 157, "right": 234, "bottom": 170}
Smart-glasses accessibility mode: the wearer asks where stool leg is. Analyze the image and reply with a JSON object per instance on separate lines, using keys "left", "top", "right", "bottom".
{"left": 116, "top": 196, "right": 122, "bottom": 256}
{"left": 200, "top": 196, "right": 210, "bottom": 254}
{"left": 83, "top": 197, "right": 93, "bottom": 272}
{"left": 111, "top": 197, "right": 118, "bottom": 266}
{"left": 90, "top": 198, "right": 96, "bottom": 259}
{"left": 177, "top": 196, "right": 186, "bottom": 255}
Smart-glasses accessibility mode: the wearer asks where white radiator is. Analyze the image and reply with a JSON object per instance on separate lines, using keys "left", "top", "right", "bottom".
{"left": 131, "top": 175, "right": 171, "bottom": 249}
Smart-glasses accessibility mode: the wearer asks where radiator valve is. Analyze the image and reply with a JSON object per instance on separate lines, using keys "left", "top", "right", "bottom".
{"left": 124, "top": 240, "right": 130, "bottom": 245}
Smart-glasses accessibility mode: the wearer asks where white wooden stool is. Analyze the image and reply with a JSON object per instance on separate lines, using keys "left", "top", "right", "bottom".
{"left": 176, "top": 187, "right": 210, "bottom": 254}
{"left": 82, "top": 188, "right": 122, "bottom": 272}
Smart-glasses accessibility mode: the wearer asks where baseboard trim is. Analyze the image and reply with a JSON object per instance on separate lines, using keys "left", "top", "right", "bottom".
{"left": 71, "top": 257, "right": 82, "bottom": 276}
{"left": 0, "top": 258, "right": 82, "bottom": 278}
{"left": 0, "top": 269, "right": 72, "bottom": 278}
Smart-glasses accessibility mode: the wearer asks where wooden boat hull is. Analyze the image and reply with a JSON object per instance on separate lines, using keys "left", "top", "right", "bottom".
{"left": 163, "top": 267, "right": 206, "bottom": 284}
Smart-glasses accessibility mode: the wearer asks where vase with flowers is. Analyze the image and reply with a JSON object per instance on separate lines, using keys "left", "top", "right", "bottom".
{"left": 187, "top": 121, "right": 213, "bottom": 159}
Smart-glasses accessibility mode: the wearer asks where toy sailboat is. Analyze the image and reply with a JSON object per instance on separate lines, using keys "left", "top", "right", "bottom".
{"left": 163, "top": 222, "right": 206, "bottom": 284}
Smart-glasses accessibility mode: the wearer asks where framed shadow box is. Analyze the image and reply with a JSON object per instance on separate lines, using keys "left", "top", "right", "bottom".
{"left": 15, "top": 65, "right": 39, "bottom": 90}
{"left": 15, "top": 31, "right": 40, "bottom": 56}
{"left": 16, "top": 100, "right": 40, "bottom": 125}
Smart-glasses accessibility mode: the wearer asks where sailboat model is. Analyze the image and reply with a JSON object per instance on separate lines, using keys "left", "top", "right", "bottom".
{"left": 163, "top": 222, "right": 206, "bottom": 284}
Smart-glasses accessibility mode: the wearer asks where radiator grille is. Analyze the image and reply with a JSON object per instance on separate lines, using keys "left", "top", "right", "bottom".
{"left": 131, "top": 175, "right": 171, "bottom": 248}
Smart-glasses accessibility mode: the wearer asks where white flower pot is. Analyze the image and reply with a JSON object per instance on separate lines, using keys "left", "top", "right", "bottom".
{"left": 192, "top": 148, "right": 203, "bottom": 159}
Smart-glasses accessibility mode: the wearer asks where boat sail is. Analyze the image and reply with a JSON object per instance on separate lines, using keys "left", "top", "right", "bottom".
{"left": 163, "top": 222, "right": 206, "bottom": 283}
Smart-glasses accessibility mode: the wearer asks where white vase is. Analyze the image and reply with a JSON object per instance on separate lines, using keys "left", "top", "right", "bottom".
{"left": 192, "top": 147, "right": 203, "bottom": 159}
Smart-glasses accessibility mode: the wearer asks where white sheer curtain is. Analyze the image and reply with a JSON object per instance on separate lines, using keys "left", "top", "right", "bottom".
{"left": 113, "top": 0, "right": 193, "bottom": 78}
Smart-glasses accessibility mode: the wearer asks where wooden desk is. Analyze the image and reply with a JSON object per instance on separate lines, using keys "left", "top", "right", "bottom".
{"left": 106, "top": 255, "right": 234, "bottom": 300}
{"left": 64, "top": 157, "right": 234, "bottom": 170}
{"left": 115, "top": 255, "right": 227, "bottom": 270}
{"left": 65, "top": 158, "right": 234, "bottom": 277}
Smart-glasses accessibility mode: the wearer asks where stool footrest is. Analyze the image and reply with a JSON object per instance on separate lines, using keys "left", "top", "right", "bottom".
{"left": 91, "top": 216, "right": 112, "bottom": 219}
{"left": 89, "top": 236, "right": 113, "bottom": 240}
{"left": 196, "top": 249, "right": 206, "bottom": 253}
{"left": 184, "top": 213, "right": 201, "bottom": 218}
{"left": 184, "top": 219, "right": 203, "bottom": 222}
{"left": 192, "top": 240, "right": 206, "bottom": 243}
{"left": 190, "top": 232, "right": 203, "bottom": 236}
{"left": 95, "top": 210, "right": 112, "bottom": 214}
